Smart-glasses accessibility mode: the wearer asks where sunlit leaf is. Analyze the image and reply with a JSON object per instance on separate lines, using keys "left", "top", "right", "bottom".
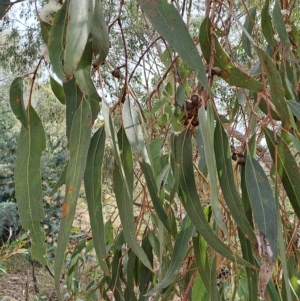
{"left": 84, "top": 126, "right": 109, "bottom": 275}
{"left": 145, "top": 216, "right": 194, "bottom": 296}
{"left": 139, "top": 0, "right": 212, "bottom": 94}
{"left": 242, "top": 7, "right": 256, "bottom": 57}
{"left": 64, "top": 0, "right": 95, "bottom": 79}
{"left": 15, "top": 106, "right": 46, "bottom": 265}
{"left": 9, "top": 77, "right": 28, "bottom": 129}
{"left": 245, "top": 151, "right": 278, "bottom": 258}
{"left": 54, "top": 99, "right": 92, "bottom": 300}
{"left": 264, "top": 127, "right": 300, "bottom": 219}
{"left": 214, "top": 118, "right": 255, "bottom": 242}
{"left": 48, "top": 0, "right": 68, "bottom": 81}
{"left": 199, "top": 17, "right": 263, "bottom": 92}
{"left": 50, "top": 76, "right": 66, "bottom": 105}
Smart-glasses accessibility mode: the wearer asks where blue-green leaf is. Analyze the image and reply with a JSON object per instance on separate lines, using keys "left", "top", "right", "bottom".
{"left": 245, "top": 152, "right": 278, "bottom": 258}
{"left": 64, "top": 0, "right": 95, "bottom": 79}
{"left": 84, "top": 126, "right": 109, "bottom": 275}
{"left": 15, "top": 106, "right": 46, "bottom": 265}
{"left": 54, "top": 99, "right": 92, "bottom": 300}
{"left": 9, "top": 77, "right": 28, "bottom": 129}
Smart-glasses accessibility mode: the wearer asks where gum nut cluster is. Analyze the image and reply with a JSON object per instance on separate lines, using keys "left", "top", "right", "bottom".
{"left": 183, "top": 94, "right": 201, "bottom": 127}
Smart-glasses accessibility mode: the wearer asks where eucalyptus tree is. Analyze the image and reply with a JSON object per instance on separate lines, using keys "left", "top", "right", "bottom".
{"left": 2, "top": 0, "right": 300, "bottom": 300}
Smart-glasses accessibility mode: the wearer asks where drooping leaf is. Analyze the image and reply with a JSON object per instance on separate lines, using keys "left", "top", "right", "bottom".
{"left": 124, "top": 252, "right": 138, "bottom": 301}
{"left": 261, "top": 0, "right": 276, "bottom": 47}
{"left": 272, "top": 0, "right": 290, "bottom": 46}
{"left": 9, "top": 77, "right": 28, "bottom": 129}
{"left": 84, "top": 126, "right": 109, "bottom": 275}
{"left": 193, "top": 233, "right": 211, "bottom": 292}
{"left": 145, "top": 216, "right": 194, "bottom": 296}
{"left": 245, "top": 151, "right": 278, "bottom": 258}
{"left": 123, "top": 97, "right": 150, "bottom": 164}
{"left": 238, "top": 229, "right": 258, "bottom": 301}
{"left": 0, "top": 0, "right": 9, "bottom": 20}
{"left": 139, "top": 0, "right": 212, "bottom": 94}
{"left": 171, "top": 129, "right": 251, "bottom": 266}
{"left": 254, "top": 46, "right": 290, "bottom": 126}
{"left": 64, "top": 0, "right": 95, "bottom": 79}
{"left": 122, "top": 97, "right": 170, "bottom": 232}
{"left": 91, "top": 0, "right": 109, "bottom": 65}
{"left": 199, "top": 17, "right": 263, "bottom": 92}
{"left": 50, "top": 76, "right": 66, "bottom": 105}
{"left": 287, "top": 100, "right": 300, "bottom": 121}
{"left": 214, "top": 118, "right": 255, "bottom": 242}
{"left": 15, "top": 106, "right": 46, "bottom": 265}
{"left": 75, "top": 38, "right": 102, "bottom": 103}
{"left": 113, "top": 127, "right": 152, "bottom": 271}
{"left": 48, "top": 0, "right": 68, "bottom": 81}
{"left": 242, "top": 7, "right": 256, "bottom": 57}
{"left": 63, "top": 77, "right": 82, "bottom": 141}
{"left": 264, "top": 127, "right": 300, "bottom": 219}
{"left": 40, "top": 21, "right": 52, "bottom": 44}
{"left": 54, "top": 99, "right": 92, "bottom": 300}
{"left": 199, "top": 105, "right": 227, "bottom": 236}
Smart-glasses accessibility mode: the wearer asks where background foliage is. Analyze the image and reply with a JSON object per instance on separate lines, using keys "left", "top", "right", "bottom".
{"left": 1, "top": 0, "right": 300, "bottom": 300}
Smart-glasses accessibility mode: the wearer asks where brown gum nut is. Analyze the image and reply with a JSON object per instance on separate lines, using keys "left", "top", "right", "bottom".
{"left": 185, "top": 100, "right": 194, "bottom": 111}
{"left": 191, "top": 94, "right": 200, "bottom": 106}
{"left": 191, "top": 106, "right": 198, "bottom": 116}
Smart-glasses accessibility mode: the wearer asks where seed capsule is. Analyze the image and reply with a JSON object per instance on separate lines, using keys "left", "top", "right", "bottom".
{"left": 191, "top": 94, "right": 200, "bottom": 105}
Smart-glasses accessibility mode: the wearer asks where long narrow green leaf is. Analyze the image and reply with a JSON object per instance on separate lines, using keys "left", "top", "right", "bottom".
{"left": 171, "top": 129, "right": 251, "bottom": 266}
{"left": 0, "top": 0, "right": 10, "bottom": 20}
{"left": 199, "top": 106, "right": 227, "bottom": 236}
{"left": 254, "top": 46, "right": 290, "bottom": 126}
{"left": 15, "top": 106, "right": 46, "bottom": 265}
{"left": 139, "top": 162, "right": 171, "bottom": 232}
{"left": 245, "top": 152, "right": 278, "bottom": 258}
{"left": 123, "top": 97, "right": 150, "bottom": 164}
{"left": 54, "top": 99, "right": 92, "bottom": 300}
{"left": 113, "top": 127, "right": 152, "bottom": 271}
{"left": 193, "top": 233, "right": 211, "bottom": 292}
{"left": 261, "top": 0, "right": 276, "bottom": 47}
{"left": 214, "top": 118, "right": 255, "bottom": 242}
{"left": 50, "top": 76, "right": 66, "bottom": 105}
{"left": 48, "top": 0, "right": 68, "bottom": 81}
{"left": 63, "top": 77, "right": 82, "bottom": 141}
{"left": 238, "top": 229, "right": 258, "bottom": 301}
{"left": 139, "top": 0, "right": 211, "bottom": 94}
{"left": 91, "top": 0, "right": 109, "bottom": 65}
{"left": 199, "top": 17, "right": 263, "bottom": 92}
{"left": 145, "top": 217, "right": 194, "bottom": 296}
{"left": 287, "top": 100, "right": 300, "bottom": 120}
{"left": 84, "top": 126, "right": 109, "bottom": 275}
{"left": 242, "top": 7, "right": 256, "bottom": 57}
{"left": 264, "top": 127, "right": 300, "bottom": 219}
{"left": 75, "top": 38, "right": 102, "bottom": 103}
{"left": 9, "top": 77, "right": 28, "bottom": 129}
{"left": 64, "top": 0, "right": 95, "bottom": 79}
{"left": 272, "top": 0, "right": 290, "bottom": 46}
